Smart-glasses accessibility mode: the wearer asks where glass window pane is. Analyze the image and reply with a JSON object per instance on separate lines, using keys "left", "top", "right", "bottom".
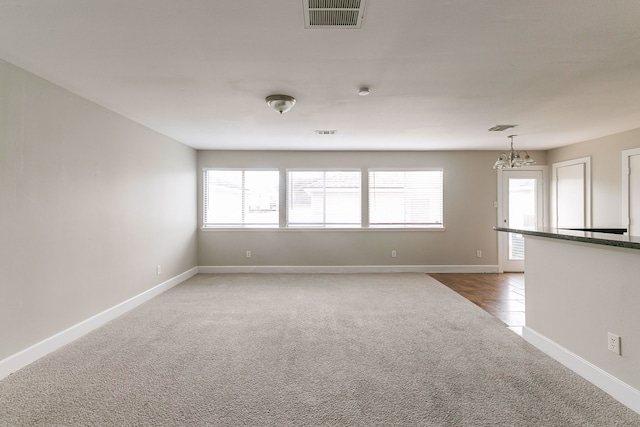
{"left": 244, "top": 171, "right": 280, "bottom": 225}
{"left": 369, "top": 170, "right": 443, "bottom": 227}
{"left": 287, "top": 170, "right": 361, "bottom": 226}
{"left": 203, "top": 169, "right": 279, "bottom": 227}
{"left": 508, "top": 178, "right": 536, "bottom": 260}
{"left": 204, "top": 170, "right": 242, "bottom": 224}
{"left": 509, "top": 233, "right": 525, "bottom": 261}
{"left": 508, "top": 178, "right": 536, "bottom": 229}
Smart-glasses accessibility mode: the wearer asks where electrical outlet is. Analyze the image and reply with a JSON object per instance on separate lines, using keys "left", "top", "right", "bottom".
{"left": 476, "top": 250, "right": 482, "bottom": 258}
{"left": 156, "top": 265, "right": 161, "bottom": 275}
{"left": 608, "top": 332, "right": 621, "bottom": 355}
{"left": 391, "top": 250, "right": 397, "bottom": 258}
{"left": 246, "top": 250, "right": 252, "bottom": 258}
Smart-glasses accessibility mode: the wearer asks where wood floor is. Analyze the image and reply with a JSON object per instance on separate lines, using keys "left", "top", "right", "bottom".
{"left": 429, "top": 273, "right": 525, "bottom": 335}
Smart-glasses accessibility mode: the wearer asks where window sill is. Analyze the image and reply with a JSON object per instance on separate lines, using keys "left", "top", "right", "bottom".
{"left": 200, "top": 227, "right": 446, "bottom": 232}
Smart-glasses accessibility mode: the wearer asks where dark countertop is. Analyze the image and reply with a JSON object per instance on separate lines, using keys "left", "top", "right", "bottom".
{"left": 494, "top": 226, "right": 640, "bottom": 251}
{"left": 560, "top": 227, "right": 627, "bottom": 235}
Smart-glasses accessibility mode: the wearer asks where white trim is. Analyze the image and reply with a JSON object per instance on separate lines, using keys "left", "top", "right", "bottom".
{"left": 0, "top": 267, "right": 198, "bottom": 380}
{"left": 551, "top": 156, "right": 591, "bottom": 228}
{"left": 197, "top": 265, "right": 499, "bottom": 274}
{"left": 200, "top": 226, "right": 447, "bottom": 232}
{"left": 622, "top": 148, "right": 640, "bottom": 231}
{"left": 523, "top": 326, "right": 640, "bottom": 415}
{"left": 497, "top": 169, "right": 504, "bottom": 273}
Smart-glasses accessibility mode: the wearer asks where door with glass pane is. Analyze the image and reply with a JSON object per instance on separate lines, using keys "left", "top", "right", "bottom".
{"left": 500, "top": 170, "right": 544, "bottom": 272}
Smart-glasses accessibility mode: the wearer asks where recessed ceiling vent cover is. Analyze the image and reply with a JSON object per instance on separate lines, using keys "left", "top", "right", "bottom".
{"left": 488, "top": 124, "right": 517, "bottom": 132}
{"left": 303, "top": 0, "right": 368, "bottom": 29}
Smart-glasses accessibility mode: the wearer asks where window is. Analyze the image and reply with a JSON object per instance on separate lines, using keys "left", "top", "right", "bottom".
{"left": 202, "top": 168, "right": 444, "bottom": 229}
{"left": 368, "top": 170, "right": 443, "bottom": 227}
{"left": 287, "top": 170, "right": 361, "bottom": 227}
{"left": 203, "top": 169, "right": 279, "bottom": 227}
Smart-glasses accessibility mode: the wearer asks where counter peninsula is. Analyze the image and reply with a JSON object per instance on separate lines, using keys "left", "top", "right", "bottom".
{"left": 494, "top": 226, "right": 640, "bottom": 414}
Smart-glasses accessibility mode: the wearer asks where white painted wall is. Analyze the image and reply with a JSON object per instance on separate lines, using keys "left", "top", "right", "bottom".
{"left": 197, "top": 150, "right": 547, "bottom": 269}
{"left": 0, "top": 59, "right": 197, "bottom": 360}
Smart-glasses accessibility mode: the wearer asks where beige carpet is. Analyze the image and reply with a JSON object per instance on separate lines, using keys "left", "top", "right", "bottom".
{"left": 1, "top": 273, "right": 638, "bottom": 426}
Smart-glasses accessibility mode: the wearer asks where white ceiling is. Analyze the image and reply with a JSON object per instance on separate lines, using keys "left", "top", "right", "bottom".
{"left": 1, "top": 1, "right": 639, "bottom": 151}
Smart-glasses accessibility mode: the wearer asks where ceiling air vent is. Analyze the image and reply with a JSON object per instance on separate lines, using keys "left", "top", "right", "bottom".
{"left": 303, "top": 0, "right": 368, "bottom": 29}
{"left": 488, "top": 124, "right": 518, "bottom": 132}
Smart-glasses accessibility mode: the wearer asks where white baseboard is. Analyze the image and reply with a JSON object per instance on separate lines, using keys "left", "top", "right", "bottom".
{"left": 0, "top": 267, "right": 198, "bottom": 381}
{"left": 197, "top": 265, "right": 499, "bottom": 274}
{"left": 523, "top": 326, "right": 640, "bottom": 415}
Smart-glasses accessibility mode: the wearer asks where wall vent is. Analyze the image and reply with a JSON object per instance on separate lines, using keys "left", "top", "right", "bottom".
{"left": 488, "top": 124, "right": 518, "bottom": 132}
{"left": 303, "top": 0, "right": 368, "bottom": 29}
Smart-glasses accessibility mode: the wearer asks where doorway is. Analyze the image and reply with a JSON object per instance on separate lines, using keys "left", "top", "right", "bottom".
{"left": 498, "top": 168, "right": 545, "bottom": 272}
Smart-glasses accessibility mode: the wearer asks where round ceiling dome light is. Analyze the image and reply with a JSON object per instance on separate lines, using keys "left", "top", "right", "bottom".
{"left": 358, "top": 87, "right": 370, "bottom": 96}
{"left": 265, "top": 95, "right": 296, "bottom": 114}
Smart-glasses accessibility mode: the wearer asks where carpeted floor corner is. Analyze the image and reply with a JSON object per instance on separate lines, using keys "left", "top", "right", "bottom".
{"left": 1, "top": 273, "right": 638, "bottom": 426}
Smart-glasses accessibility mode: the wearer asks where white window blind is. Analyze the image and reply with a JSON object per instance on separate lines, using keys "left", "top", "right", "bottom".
{"left": 287, "top": 170, "right": 361, "bottom": 227}
{"left": 369, "top": 170, "right": 443, "bottom": 227}
{"left": 203, "top": 169, "right": 279, "bottom": 227}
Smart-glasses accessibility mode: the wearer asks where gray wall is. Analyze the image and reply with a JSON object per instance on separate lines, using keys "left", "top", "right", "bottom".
{"left": 547, "top": 128, "right": 640, "bottom": 227}
{"left": 0, "top": 59, "right": 197, "bottom": 360}
{"left": 525, "top": 237, "right": 640, "bottom": 392}
{"left": 528, "top": 129, "right": 640, "bottom": 395}
{"left": 197, "top": 150, "right": 547, "bottom": 268}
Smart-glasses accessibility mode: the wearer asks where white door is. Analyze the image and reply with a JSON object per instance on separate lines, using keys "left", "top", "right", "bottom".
{"left": 499, "top": 170, "right": 544, "bottom": 272}
{"left": 552, "top": 157, "right": 591, "bottom": 229}
{"left": 557, "top": 163, "right": 585, "bottom": 227}
{"left": 623, "top": 148, "right": 640, "bottom": 236}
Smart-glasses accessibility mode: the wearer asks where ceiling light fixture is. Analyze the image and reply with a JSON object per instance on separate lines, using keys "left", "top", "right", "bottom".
{"left": 265, "top": 95, "right": 296, "bottom": 114}
{"left": 358, "top": 87, "right": 370, "bottom": 96}
{"left": 493, "top": 135, "right": 536, "bottom": 169}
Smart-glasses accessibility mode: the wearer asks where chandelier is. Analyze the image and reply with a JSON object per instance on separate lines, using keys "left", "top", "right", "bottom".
{"left": 493, "top": 135, "right": 536, "bottom": 169}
